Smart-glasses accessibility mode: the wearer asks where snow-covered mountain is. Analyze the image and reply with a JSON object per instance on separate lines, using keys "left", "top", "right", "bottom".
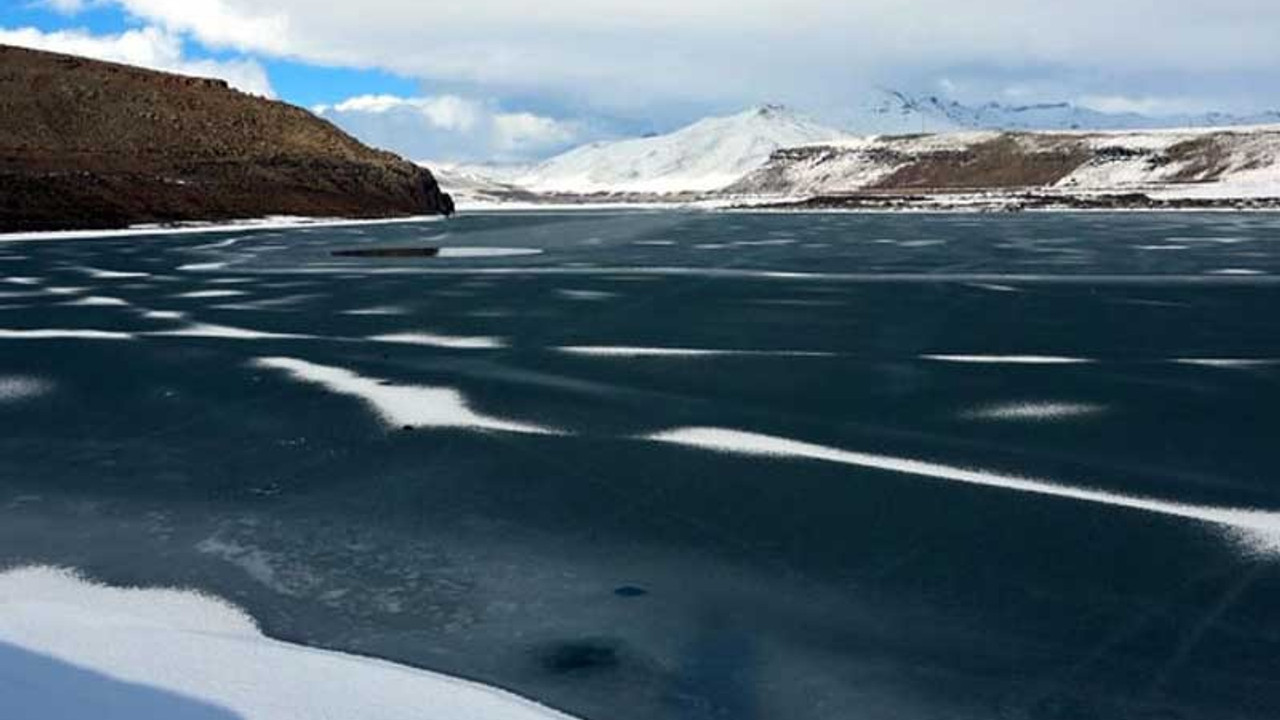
{"left": 844, "top": 89, "right": 1280, "bottom": 136}
{"left": 435, "top": 95, "right": 1280, "bottom": 204}
{"left": 727, "top": 126, "right": 1280, "bottom": 200}
{"left": 510, "top": 105, "right": 849, "bottom": 194}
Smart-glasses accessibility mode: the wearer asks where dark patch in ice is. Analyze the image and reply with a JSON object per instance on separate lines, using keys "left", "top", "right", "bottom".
{"left": 536, "top": 638, "right": 621, "bottom": 674}
{"left": 613, "top": 585, "right": 648, "bottom": 598}
{"left": 331, "top": 247, "right": 440, "bottom": 258}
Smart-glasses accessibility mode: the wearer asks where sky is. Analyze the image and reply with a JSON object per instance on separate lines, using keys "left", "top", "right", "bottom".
{"left": 3, "top": 0, "right": 1280, "bottom": 164}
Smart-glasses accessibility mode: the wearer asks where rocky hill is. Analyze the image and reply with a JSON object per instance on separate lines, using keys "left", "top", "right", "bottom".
{"left": 0, "top": 45, "right": 453, "bottom": 232}
{"left": 725, "top": 127, "right": 1280, "bottom": 204}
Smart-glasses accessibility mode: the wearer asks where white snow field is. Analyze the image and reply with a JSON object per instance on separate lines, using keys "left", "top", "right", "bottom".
{"left": 0, "top": 566, "right": 578, "bottom": 720}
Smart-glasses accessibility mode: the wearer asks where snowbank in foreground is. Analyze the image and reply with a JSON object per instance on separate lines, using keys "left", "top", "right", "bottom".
{"left": 0, "top": 566, "right": 577, "bottom": 720}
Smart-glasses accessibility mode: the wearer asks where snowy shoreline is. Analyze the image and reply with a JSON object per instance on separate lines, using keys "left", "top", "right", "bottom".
{"left": 0, "top": 566, "right": 578, "bottom": 720}
{"left": 0, "top": 214, "right": 445, "bottom": 243}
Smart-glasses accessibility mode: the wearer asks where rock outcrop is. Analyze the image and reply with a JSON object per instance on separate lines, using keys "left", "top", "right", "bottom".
{"left": 0, "top": 45, "right": 453, "bottom": 232}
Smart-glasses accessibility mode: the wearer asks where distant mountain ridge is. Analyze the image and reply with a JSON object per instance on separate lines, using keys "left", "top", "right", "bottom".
{"left": 0, "top": 44, "right": 453, "bottom": 232}
{"left": 846, "top": 89, "right": 1280, "bottom": 135}
{"left": 439, "top": 94, "right": 1280, "bottom": 201}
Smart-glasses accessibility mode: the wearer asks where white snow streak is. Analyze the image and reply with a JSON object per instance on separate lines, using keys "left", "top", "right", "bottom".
{"left": 646, "top": 427, "right": 1280, "bottom": 554}
{"left": 254, "top": 357, "right": 555, "bottom": 434}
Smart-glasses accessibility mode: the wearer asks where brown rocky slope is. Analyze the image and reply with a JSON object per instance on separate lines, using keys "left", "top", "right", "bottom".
{"left": 0, "top": 44, "right": 453, "bottom": 232}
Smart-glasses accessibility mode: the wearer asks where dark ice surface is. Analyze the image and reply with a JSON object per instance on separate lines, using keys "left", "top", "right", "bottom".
{"left": 2, "top": 211, "right": 1280, "bottom": 720}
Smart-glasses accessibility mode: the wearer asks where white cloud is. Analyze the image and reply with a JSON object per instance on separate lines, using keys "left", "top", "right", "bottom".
{"left": 83, "top": 0, "right": 1280, "bottom": 117}
{"left": 492, "top": 112, "right": 577, "bottom": 151}
{"left": 1076, "top": 95, "right": 1206, "bottom": 116}
{"left": 315, "top": 94, "right": 579, "bottom": 163}
{"left": 0, "top": 25, "right": 275, "bottom": 97}
{"left": 112, "top": 0, "right": 292, "bottom": 55}
{"left": 325, "top": 95, "right": 484, "bottom": 132}
{"left": 40, "top": 0, "right": 91, "bottom": 13}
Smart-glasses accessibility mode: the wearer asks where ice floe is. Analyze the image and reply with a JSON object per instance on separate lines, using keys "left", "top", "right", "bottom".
{"left": 645, "top": 427, "right": 1280, "bottom": 554}
{"left": 254, "top": 357, "right": 556, "bottom": 434}
{"left": 0, "top": 566, "right": 577, "bottom": 720}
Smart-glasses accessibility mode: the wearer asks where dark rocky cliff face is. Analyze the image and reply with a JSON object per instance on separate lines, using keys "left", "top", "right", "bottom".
{"left": 0, "top": 45, "right": 453, "bottom": 232}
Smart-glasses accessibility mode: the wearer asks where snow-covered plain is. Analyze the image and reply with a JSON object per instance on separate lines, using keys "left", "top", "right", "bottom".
{"left": 0, "top": 566, "right": 578, "bottom": 720}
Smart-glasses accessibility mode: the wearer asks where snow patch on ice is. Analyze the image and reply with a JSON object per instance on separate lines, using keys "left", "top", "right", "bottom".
{"left": 0, "top": 566, "right": 578, "bottom": 720}
{"left": 175, "top": 290, "right": 249, "bottom": 299}
{"left": 342, "top": 306, "right": 409, "bottom": 316}
{"left": 1174, "top": 358, "right": 1279, "bottom": 369}
{"left": 436, "top": 247, "right": 543, "bottom": 258}
{"left": 369, "top": 332, "right": 507, "bottom": 350}
{"left": 923, "top": 354, "right": 1093, "bottom": 365}
{"left": 148, "top": 324, "right": 315, "bottom": 341}
{"left": 254, "top": 357, "right": 556, "bottom": 434}
{"left": 0, "top": 376, "right": 54, "bottom": 403}
{"left": 80, "top": 267, "right": 152, "bottom": 280}
{"left": 0, "top": 329, "right": 136, "bottom": 340}
{"left": 961, "top": 401, "right": 1107, "bottom": 422}
{"left": 557, "top": 346, "right": 836, "bottom": 358}
{"left": 555, "top": 289, "right": 617, "bottom": 301}
{"left": 63, "top": 296, "right": 132, "bottom": 308}
{"left": 644, "top": 427, "right": 1280, "bottom": 555}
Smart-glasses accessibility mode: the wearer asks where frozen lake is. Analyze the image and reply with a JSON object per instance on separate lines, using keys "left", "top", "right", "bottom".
{"left": 3, "top": 210, "right": 1280, "bottom": 719}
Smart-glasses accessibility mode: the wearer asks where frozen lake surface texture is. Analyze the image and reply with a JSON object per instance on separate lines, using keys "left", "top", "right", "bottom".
{"left": 3, "top": 211, "right": 1280, "bottom": 720}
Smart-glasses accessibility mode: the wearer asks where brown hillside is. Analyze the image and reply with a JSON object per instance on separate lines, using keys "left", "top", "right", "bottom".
{"left": 0, "top": 44, "right": 453, "bottom": 232}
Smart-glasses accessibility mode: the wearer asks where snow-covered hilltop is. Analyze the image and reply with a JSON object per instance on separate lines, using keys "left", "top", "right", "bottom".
{"left": 728, "top": 127, "right": 1280, "bottom": 208}
{"left": 508, "top": 105, "right": 849, "bottom": 194}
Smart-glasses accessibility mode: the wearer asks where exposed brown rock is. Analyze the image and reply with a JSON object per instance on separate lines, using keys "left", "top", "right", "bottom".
{"left": 0, "top": 44, "right": 453, "bottom": 232}
{"left": 869, "top": 136, "right": 1092, "bottom": 190}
